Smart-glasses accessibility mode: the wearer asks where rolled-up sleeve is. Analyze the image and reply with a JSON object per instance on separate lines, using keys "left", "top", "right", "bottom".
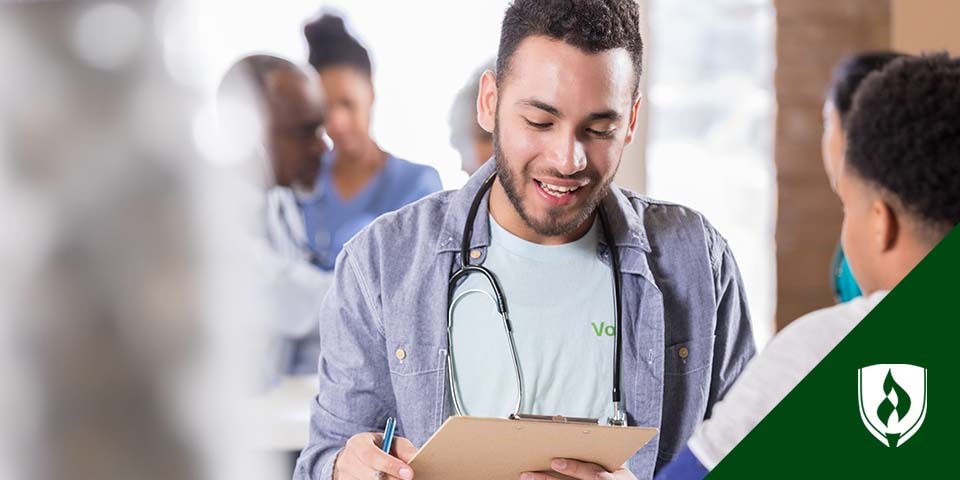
{"left": 293, "top": 248, "right": 395, "bottom": 480}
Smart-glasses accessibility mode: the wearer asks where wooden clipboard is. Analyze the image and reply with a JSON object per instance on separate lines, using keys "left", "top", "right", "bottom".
{"left": 408, "top": 416, "right": 657, "bottom": 480}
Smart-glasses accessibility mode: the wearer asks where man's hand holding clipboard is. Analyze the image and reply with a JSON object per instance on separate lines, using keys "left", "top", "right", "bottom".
{"left": 330, "top": 415, "right": 654, "bottom": 480}
{"left": 520, "top": 458, "right": 637, "bottom": 480}
{"left": 406, "top": 416, "right": 657, "bottom": 480}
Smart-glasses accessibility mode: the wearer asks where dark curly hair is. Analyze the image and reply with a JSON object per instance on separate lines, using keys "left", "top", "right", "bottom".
{"left": 827, "top": 51, "right": 905, "bottom": 125}
{"left": 304, "top": 14, "right": 372, "bottom": 77}
{"left": 497, "top": 0, "right": 643, "bottom": 97}
{"left": 845, "top": 53, "right": 960, "bottom": 237}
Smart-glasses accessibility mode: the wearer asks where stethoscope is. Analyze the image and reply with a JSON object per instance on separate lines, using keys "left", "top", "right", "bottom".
{"left": 445, "top": 173, "right": 627, "bottom": 427}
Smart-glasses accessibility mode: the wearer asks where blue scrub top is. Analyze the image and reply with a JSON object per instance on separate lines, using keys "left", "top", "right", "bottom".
{"left": 298, "top": 150, "right": 443, "bottom": 271}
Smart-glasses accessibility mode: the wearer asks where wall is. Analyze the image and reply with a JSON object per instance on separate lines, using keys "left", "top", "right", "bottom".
{"left": 892, "top": 0, "right": 960, "bottom": 54}
{"left": 773, "top": 0, "right": 891, "bottom": 330}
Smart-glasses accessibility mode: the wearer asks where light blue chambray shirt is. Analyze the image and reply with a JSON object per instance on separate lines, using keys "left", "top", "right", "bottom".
{"left": 294, "top": 160, "right": 756, "bottom": 480}
{"left": 287, "top": 152, "right": 441, "bottom": 374}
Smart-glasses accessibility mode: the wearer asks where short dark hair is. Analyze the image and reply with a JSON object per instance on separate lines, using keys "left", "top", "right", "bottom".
{"left": 496, "top": 0, "right": 643, "bottom": 96}
{"left": 845, "top": 53, "right": 960, "bottom": 237}
{"left": 304, "top": 14, "right": 372, "bottom": 77}
{"left": 218, "top": 54, "right": 302, "bottom": 102}
{"left": 826, "top": 51, "right": 905, "bottom": 125}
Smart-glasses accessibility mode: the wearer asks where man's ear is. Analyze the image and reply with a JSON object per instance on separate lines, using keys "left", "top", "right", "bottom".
{"left": 477, "top": 70, "right": 498, "bottom": 134}
{"left": 872, "top": 197, "right": 900, "bottom": 253}
{"left": 623, "top": 93, "right": 643, "bottom": 145}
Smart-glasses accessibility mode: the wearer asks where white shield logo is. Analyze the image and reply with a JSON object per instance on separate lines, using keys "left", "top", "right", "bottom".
{"left": 857, "top": 364, "right": 927, "bottom": 447}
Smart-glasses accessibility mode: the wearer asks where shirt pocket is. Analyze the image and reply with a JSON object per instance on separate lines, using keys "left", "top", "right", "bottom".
{"left": 664, "top": 335, "right": 715, "bottom": 376}
{"left": 388, "top": 341, "right": 444, "bottom": 376}
{"left": 659, "top": 335, "right": 716, "bottom": 459}
{"left": 387, "top": 341, "right": 447, "bottom": 442}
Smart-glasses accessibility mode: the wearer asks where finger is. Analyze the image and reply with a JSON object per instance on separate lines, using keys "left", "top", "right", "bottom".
{"left": 334, "top": 444, "right": 369, "bottom": 480}
{"left": 551, "top": 458, "right": 613, "bottom": 480}
{"left": 393, "top": 437, "right": 418, "bottom": 463}
{"left": 352, "top": 435, "right": 415, "bottom": 480}
{"left": 335, "top": 444, "right": 366, "bottom": 480}
{"left": 334, "top": 450, "right": 367, "bottom": 480}
{"left": 519, "top": 472, "right": 563, "bottom": 480}
{"left": 338, "top": 434, "right": 408, "bottom": 480}
{"left": 344, "top": 447, "right": 406, "bottom": 480}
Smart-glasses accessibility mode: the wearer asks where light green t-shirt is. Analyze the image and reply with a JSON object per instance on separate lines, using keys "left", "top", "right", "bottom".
{"left": 449, "top": 215, "right": 616, "bottom": 422}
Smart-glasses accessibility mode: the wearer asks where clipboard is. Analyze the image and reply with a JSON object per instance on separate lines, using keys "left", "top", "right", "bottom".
{"left": 408, "top": 416, "right": 657, "bottom": 480}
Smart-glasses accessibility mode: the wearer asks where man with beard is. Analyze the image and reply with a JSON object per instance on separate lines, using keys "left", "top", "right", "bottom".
{"left": 294, "top": 1, "right": 755, "bottom": 479}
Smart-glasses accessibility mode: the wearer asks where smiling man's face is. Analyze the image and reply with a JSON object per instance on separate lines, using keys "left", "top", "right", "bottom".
{"left": 480, "top": 35, "right": 641, "bottom": 242}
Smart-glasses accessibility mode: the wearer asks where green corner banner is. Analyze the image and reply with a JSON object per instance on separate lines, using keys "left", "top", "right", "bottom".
{"left": 709, "top": 226, "right": 960, "bottom": 478}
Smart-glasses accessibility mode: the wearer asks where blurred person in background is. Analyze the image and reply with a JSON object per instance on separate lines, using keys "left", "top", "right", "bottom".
{"left": 218, "top": 54, "right": 331, "bottom": 377}
{"left": 657, "top": 53, "right": 960, "bottom": 480}
{"left": 449, "top": 60, "right": 496, "bottom": 175}
{"left": 301, "top": 14, "right": 442, "bottom": 270}
{"left": 821, "top": 51, "right": 905, "bottom": 303}
{"left": 2, "top": 3, "right": 280, "bottom": 480}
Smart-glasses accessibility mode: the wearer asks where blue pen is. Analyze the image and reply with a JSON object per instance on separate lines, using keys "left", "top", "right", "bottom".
{"left": 381, "top": 417, "right": 397, "bottom": 455}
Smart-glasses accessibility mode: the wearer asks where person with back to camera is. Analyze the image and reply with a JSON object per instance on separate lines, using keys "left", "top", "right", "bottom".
{"left": 656, "top": 53, "right": 960, "bottom": 479}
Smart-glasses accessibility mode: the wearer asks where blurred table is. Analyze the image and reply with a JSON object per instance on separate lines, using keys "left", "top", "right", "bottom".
{"left": 246, "top": 375, "right": 318, "bottom": 451}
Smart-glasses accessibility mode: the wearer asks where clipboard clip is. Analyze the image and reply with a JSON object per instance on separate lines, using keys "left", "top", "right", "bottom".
{"left": 508, "top": 413, "right": 600, "bottom": 425}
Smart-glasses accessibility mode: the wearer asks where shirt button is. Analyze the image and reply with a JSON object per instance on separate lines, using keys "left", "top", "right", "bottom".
{"left": 395, "top": 348, "right": 407, "bottom": 361}
{"left": 678, "top": 346, "right": 689, "bottom": 360}
{"left": 470, "top": 249, "right": 482, "bottom": 260}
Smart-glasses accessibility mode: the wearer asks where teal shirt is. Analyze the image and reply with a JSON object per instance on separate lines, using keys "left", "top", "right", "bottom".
{"left": 832, "top": 245, "right": 863, "bottom": 303}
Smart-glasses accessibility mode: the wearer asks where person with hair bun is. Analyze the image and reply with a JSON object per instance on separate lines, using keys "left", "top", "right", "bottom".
{"left": 299, "top": 14, "right": 442, "bottom": 271}
{"left": 822, "top": 52, "right": 905, "bottom": 303}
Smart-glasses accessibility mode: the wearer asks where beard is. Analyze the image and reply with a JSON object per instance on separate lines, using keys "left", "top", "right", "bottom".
{"left": 492, "top": 122, "right": 614, "bottom": 238}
